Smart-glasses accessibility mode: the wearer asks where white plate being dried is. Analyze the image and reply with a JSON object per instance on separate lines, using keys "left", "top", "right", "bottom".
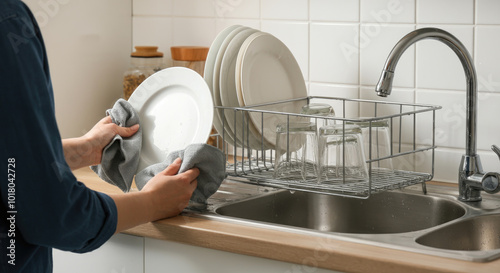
{"left": 129, "top": 67, "right": 214, "bottom": 172}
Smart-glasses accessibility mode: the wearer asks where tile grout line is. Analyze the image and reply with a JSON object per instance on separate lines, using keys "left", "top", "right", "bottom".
{"left": 357, "top": 0, "right": 362, "bottom": 112}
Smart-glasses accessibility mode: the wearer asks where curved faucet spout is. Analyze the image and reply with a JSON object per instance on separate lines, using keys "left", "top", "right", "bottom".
{"left": 375, "top": 28, "right": 477, "bottom": 157}
{"left": 375, "top": 27, "right": 484, "bottom": 201}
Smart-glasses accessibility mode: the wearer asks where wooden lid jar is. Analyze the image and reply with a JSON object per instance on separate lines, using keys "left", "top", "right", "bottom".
{"left": 170, "top": 46, "right": 209, "bottom": 76}
{"left": 123, "top": 46, "right": 165, "bottom": 100}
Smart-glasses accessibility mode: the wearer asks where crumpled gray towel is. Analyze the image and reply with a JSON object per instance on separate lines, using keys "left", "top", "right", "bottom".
{"left": 91, "top": 99, "right": 142, "bottom": 192}
{"left": 135, "top": 143, "right": 226, "bottom": 204}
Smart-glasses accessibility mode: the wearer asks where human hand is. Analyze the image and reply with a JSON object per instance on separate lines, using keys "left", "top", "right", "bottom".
{"left": 84, "top": 116, "right": 140, "bottom": 165}
{"left": 141, "top": 158, "right": 199, "bottom": 220}
{"left": 62, "top": 116, "right": 139, "bottom": 169}
{"left": 110, "top": 158, "right": 199, "bottom": 233}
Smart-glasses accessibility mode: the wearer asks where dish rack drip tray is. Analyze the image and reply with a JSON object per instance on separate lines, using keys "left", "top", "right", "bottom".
{"left": 216, "top": 96, "right": 442, "bottom": 199}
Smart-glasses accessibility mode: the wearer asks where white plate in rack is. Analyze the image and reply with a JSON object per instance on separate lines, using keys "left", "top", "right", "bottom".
{"left": 219, "top": 28, "right": 262, "bottom": 149}
{"left": 129, "top": 67, "right": 214, "bottom": 172}
{"left": 212, "top": 26, "right": 250, "bottom": 147}
{"left": 236, "top": 32, "right": 307, "bottom": 149}
{"left": 204, "top": 25, "right": 242, "bottom": 146}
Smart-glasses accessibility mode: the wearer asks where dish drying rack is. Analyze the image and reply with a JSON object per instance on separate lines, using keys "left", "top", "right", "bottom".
{"left": 214, "top": 96, "right": 442, "bottom": 199}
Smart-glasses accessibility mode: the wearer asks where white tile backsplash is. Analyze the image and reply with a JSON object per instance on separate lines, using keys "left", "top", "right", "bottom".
{"left": 416, "top": 25, "right": 474, "bottom": 91}
{"left": 416, "top": 89, "right": 467, "bottom": 149}
{"left": 214, "top": 0, "right": 260, "bottom": 19}
{"left": 476, "top": 0, "right": 500, "bottom": 24}
{"left": 432, "top": 148, "right": 464, "bottom": 182}
{"left": 310, "top": 23, "right": 359, "bottom": 84}
{"left": 132, "top": 0, "right": 500, "bottom": 184}
{"left": 417, "top": 0, "right": 474, "bottom": 24}
{"left": 172, "top": 18, "right": 215, "bottom": 47}
{"left": 133, "top": 0, "right": 172, "bottom": 16}
{"left": 360, "top": 0, "right": 415, "bottom": 23}
{"left": 311, "top": 0, "right": 359, "bottom": 22}
{"left": 215, "top": 19, "right": 260, "bottom": 35}
{"left": 477, "top": 92, "right": 500, "bottom": 150}
{"left": 359, "top": 24, "right": 415, "bottom": 87}
{"left": 173, "top": 0, "right": 215, "bottom": 17}
{"left": 475, "top": 26, "right": 500, "bottom": 92}
{"left": 261, "top": 0, "right": 308, "bottom": 20}
{"left": 133, "top": 17, "right": 173, "bottom": 60}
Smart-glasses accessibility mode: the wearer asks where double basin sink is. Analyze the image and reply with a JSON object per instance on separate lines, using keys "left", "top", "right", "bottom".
{"left": 190, "top": 181, "right": 500, "bottom": 262}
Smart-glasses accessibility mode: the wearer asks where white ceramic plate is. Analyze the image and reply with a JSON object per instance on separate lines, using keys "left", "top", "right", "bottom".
{"left": 129, "top": 67, "right": 214, "bottom": 172}
{"left": 219, "top": 28, "right": 262, "bottom": 149}
{"left": 236, "top": 32, "right": 307, "bottom": 148}
{"left": 204, "top": 25, "right": 241, "bottom": 146}
{"left": 212, "top": 26, "right": 250, "bottom": 146}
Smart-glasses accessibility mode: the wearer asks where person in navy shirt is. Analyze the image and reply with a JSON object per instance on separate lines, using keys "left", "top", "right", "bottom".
{"left": 0, "top": 1, "right": 199, "bottom": 272}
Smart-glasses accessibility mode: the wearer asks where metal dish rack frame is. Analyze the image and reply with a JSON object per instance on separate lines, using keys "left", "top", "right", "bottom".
{"left": 215, "top": 96, "right": 442, "bottom": 199}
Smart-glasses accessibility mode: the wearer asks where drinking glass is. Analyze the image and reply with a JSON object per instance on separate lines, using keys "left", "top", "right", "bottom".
{"left": 274, "top": 122, "right": 318, "bottom": 181}
{"left": 318, "top": 124, "right": 369, "bottom": 184}
{"left": 347, "top": 118, "right": 393, "bottom": 171}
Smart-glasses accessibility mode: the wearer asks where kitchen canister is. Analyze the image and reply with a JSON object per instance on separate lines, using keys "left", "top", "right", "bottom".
{"left": 170, "top": 46, "right": 221, "bottom": 148}
{"left": 170, "top": 46, "right": 209, "bottom": 76}
{"left": 123, "top": 46, "right": 165, "bottom": 100}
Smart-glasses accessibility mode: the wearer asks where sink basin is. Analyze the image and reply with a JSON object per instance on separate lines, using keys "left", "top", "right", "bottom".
{"left": 215, "top": 190, "right": 466, "bottom": 234}
{"left": 193, "top": 181, "right": 500, "bottom": 262}
{"left": 416, "top": 214, "right": 500, "bottom": 251}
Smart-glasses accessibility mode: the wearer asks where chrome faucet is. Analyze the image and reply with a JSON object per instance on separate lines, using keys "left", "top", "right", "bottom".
{"left": 374, "top": 27, "right": 500, "bottom": 202}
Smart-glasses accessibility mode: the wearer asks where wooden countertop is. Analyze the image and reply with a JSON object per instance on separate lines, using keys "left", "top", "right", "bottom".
{"left": 75, "top": 167, "right": 500, "bottom": 273}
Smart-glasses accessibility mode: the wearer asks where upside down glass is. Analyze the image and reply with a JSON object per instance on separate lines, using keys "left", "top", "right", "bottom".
{"left": 347, "top": 118, "right": 393, "bottom": 171}
{"left": 318, "top": 124, "right": 369, "bottom": 184}
{"left": 274, "top": 122, "right": 318, "bottom": 181}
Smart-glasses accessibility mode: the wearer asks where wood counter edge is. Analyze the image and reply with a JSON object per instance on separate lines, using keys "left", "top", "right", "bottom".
{"left": 74, "top": 168, "right": 499, "bottom": 273}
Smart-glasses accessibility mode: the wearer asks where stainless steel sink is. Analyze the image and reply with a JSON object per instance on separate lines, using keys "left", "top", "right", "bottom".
{"left": 215, "top": 190, "right": 465, "bottom": 234}
{"left": 416, "top": 214, "right": 500, "bottom": 251}
{"left": 188, "top": 181, "right": 500, "bottom": 262}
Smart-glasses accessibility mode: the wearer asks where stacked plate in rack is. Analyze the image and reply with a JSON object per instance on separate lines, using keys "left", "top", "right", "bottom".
{"left": 205, "top": 25, "right": 307, "bottom": 150}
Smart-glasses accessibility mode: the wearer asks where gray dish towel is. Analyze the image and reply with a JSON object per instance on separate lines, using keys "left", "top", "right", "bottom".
{"left": 135, "top": 143, "right": 226, "bottom": 204}
{"left": 91, "top": 99, "right": 142, "bottom": 192}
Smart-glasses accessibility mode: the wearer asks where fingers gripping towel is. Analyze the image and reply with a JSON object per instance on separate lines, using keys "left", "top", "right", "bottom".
{"left": 135, "top": 143, "right": 226, "bottom": 204}
{"left": 91, "top": 99, "right": 142, "bottom": 192}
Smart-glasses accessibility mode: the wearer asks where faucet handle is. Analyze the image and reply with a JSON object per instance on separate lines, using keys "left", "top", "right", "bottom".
{"left": 492, "top": 145, "right": 500, "bottom": 160}
{"left": 481, "top": 145, "right": 500, "bottom": 194}
{"left": 482, "top": 172, "right": 500, "bottom": 193}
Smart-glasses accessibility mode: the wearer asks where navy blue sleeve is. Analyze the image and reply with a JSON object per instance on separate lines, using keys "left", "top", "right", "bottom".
{"left": 0, "top": 0, "right": 117, "bottom": 254}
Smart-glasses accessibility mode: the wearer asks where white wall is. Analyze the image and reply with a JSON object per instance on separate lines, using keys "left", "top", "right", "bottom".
{"left": 132, "top": 0, "right": 500, "bottom": 183}
{"left": 24, "top": 0, "right": 132, "bottom": 138}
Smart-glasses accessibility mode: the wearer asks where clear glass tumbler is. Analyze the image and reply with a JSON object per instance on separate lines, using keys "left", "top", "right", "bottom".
{"left": 274, "top": 122, "right": 318, "bottom": 181}
{"left": 347, "top": 118, "right": 393, "bottom": 171}
{"left": 318, "top": 124, "right": 369, "bottom": 184}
